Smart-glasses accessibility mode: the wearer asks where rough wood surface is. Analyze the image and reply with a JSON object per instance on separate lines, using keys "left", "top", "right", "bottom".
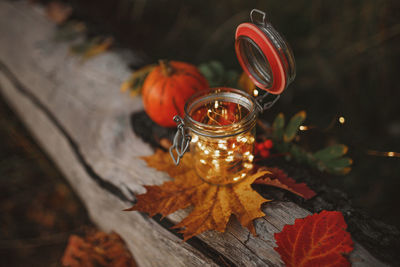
{"left": 0, "top": 1, "right": 388, "bottom": 266}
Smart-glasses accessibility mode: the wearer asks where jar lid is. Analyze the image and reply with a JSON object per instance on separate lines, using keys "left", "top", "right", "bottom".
{"left": 235, "top": 9, "right": 296, "bottom": 94}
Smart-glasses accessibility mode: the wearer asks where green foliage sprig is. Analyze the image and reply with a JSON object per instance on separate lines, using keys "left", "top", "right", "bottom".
{"left": 272, "top": 111, "right": 352, "bottom": 175}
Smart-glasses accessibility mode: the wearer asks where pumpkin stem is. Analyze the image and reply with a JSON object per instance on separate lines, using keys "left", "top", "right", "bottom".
{"left": 159, "top": 59, "right": 173, "bottom": 76}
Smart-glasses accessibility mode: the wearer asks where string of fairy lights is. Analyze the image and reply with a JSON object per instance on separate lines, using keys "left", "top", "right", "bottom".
{"left": 299, "top": 115, "right": 400, "bottom": 158}
{"left": 252, "top": 89, "right": 399, "bottom": 159}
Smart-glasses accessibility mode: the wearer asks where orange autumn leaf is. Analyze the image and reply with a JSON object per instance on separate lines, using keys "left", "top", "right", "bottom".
{"left": 126, "top": 150, "right": 270, "bottom": 240}
{"left": 62, "top": 230, "right": 137, "bottom": 267}
{"left": 274, "top": 210, "right": 354, "bottom": 267}
{"left": 254, "top": 167, "right": 316, "bottom": 200}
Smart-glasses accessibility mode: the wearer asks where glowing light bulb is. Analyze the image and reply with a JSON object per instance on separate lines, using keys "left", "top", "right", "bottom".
{"left": 214, "top": 101, "right": 219, "bottom": 109}
{"left": 237, "top": 136, "right": 248, "bottom": 143}
{"left": 204, "top": 149, "right": 210, "bottom": 155}
{"left": 212, "top": 159, "right": 219, "bottom": 168}
{"left": 299, "top": 125, "right": 308, "bottom": 131}
{"left": 244, "top": 163, "right": 253, "bottom": 169}
{"left": 339, "top": 116, "right": 345, "bottom": 124}
{"left": 248, "top": 154, "right": 254, "bottom": 162}
{"left": 241, "top": 173, "right": 246, "bottom": 178}
{"left": 253, "top": 89, "right": 259, "bottom": 97}
{"left": 388, "top": 152, "right": 395, "bottom": 157}
{"left": 244, "top": 151, "right": 250, "bottom": 156}
{"left": 233, "top": 176, "right": 241, "bottom": 181}
{"left": 200, "top": 159, "right": 206, "bottom": 164}
{"left": 214, "top": 150, "right": 220, "bottom": 156}
{"left": 191, "top": 135, "right": 199, "bottom": 143}
{"left": 218, "top": 143, "right": 227, "bottom": 149}
{"left": 226, "top": 155, "right": 234, "bottom": 162}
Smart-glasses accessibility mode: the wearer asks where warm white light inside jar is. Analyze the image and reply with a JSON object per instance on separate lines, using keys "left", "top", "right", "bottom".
{"left": 185, "top": 88, "right": 257, "bottom": 185}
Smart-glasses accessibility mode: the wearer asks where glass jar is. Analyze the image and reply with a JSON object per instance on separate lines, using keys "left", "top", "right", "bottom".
{"left": 169, "top": 9, "right": 296, "bottom": 185}
{"left": 185, "top": 88, "right": 258, "bottom": 185}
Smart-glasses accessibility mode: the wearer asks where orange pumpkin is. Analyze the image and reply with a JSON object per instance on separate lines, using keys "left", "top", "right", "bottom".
{"left": 142, "top": 60, "right": 209, "bottom": 127}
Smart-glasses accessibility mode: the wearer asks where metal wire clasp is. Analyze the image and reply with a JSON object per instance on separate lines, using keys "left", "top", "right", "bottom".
{"left": 255, "top": 91, "right": 281, "bottom": 113}
{"left": 169, "top": 115, "right": 191, "bottom": 165}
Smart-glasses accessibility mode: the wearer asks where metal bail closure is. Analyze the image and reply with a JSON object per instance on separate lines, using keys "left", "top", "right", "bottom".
{"left": 169, "top": 115, "right": 191, "bottom": 165}
{"left": 255, "top": 91, "right": 281, "bottom": 113}
{"left": 235, "top": 9, "right": 296, "bottom": 95}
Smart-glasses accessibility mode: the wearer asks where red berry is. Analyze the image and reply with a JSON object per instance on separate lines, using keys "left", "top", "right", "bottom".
{"left": 260, "top": 149, "right": 270, "bottom": 158}
{"left": 263, "top": 139, "right": 273, "bottom": 149}
{"left": 256, "top": 143, "right": 264, "bottom": 151}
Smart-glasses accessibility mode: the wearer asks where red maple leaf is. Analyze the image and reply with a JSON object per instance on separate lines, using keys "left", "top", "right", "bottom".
{"left": 253, "top": 167, "right": 316, "bottom": 200}
{"left": 274, "top": 210, "right": 354, "bottom": 267}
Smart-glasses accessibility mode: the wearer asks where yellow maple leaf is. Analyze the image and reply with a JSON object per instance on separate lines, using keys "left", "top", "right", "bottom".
{"left": 126, "top": 150, "right": 270, "bottom": 240}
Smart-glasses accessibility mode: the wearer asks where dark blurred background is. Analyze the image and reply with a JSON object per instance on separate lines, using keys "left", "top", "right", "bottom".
{"left": 66, "top": 0, "right": 400, "bottom": 226}
{"left": 1, "top": 1, "right": 400, "bottom": 265}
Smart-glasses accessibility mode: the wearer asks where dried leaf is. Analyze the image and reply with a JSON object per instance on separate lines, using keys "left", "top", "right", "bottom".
{"left": 274, "top": 210, "right": 354, "bottom": 267}
{"left": 284, "top": 111, "right": 306, "bottom": 143}
{"left": 82, "top": 37, "right": 114, "bottom": 61}
{"left": 126, "top": 150, "right": 270, "bottom": 240}
{"left": 70, "top": 37, "right": 114, "bottom": 62}
{"left": 120, "top": 64, "right": 156, "bottom": 97}
{"left": 62, "top": 230, "right": 137, "bottom": 267}
{"left": 254, "top": 167, "right": 316, "bottom": 200}
{"left": 54, "top": 21, "right": 86, "bottom": 42}
{"left": 46, "top": 1, "right": 72, "bottom": 25}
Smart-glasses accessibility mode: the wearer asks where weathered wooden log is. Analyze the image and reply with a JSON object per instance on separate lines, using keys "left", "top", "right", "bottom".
{"left": 0, "top": 1, "right": 393, "bottom": 266}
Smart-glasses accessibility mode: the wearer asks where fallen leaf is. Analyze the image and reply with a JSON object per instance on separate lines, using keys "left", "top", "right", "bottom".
{"left": 62, "top": 230, "right": 137, "bottom": 267}
{"left": 120, "top": 64, "right": 156, "bottom": 97}
{"left": 274, "top": 210, "right": 354, "bottom": 267}
{"left": 254, "top": 167, "right": 316, "bottom": 200}
{"left": 46, "top": 1, "right": 72, "bottom": 25}
{"left": 70, "top": 37, "right": 114, "bottom": 62}
{"left": 126, "top": 150, "right": 270, "bottom": 240}
{"left": 82, "top": 37, "right": 114, "bottom": 61}
{"left": 54, "top": 21, "right": 87, "bottom": 42}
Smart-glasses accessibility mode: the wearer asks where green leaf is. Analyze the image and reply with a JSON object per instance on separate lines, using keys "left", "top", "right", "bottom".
{"left": 283, "top": 111, "right": 306, "bottom": 143}
{"left": 323, "top": 157, "right": 353, "bottom": 174}
{"left": 198, "top": 61, "right": 225, "bottom": 86}
{"left": 198, "top": 64, "right": 215, "bottom": 84}
{"left": 323, "top": 157, "right": 353, "bottom": 169}
{"left": 314, "top": 144, "right": 348, "bottom": 161}
{"left": 225, "top": 70, "right": 240, "bottom": 87}
{"left": 272, "top": 113, "right": 285, "bottom": 141}
{"left": 198, "top": 61, "right": 239, "bottom": 87}
{"left": 208, "top": 61, "right": 224, "bottom": 80}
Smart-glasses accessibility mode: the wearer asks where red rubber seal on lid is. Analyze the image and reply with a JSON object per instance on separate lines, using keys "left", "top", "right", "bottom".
{"left": 235, "top": 23, "right": 286, "bottom": 94}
